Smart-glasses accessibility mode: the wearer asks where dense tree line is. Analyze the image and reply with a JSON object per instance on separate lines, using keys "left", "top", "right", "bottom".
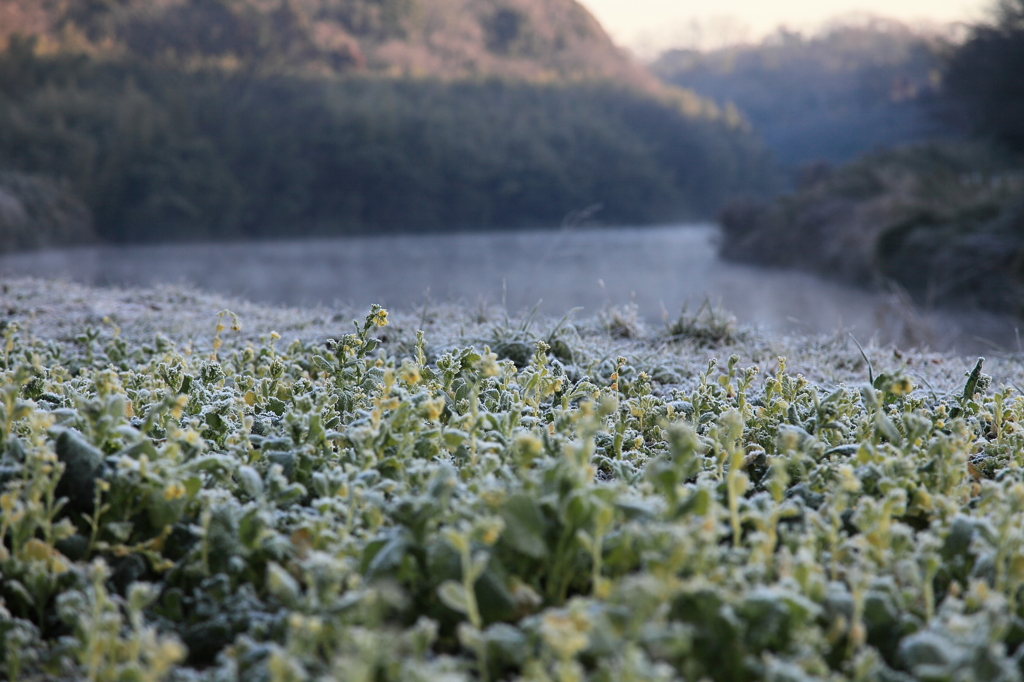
{"left": 0, "top": 44, "right": 772, "bottom": 243}
{"left": 943, "top": 0, "right": 1024, "bottom": 151}
{"left": 0, "top": 13, "right": 772, "bottom": 248}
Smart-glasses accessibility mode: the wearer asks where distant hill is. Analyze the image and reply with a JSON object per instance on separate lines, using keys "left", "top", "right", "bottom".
{"left": 652, "top": 17, "right": 960, "bottom": 172}
{"left": 0, "top": 0, "right": 659, "bottom": 86}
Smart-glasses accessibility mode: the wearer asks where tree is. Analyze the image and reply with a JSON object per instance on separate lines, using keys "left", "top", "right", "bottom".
{"left": 944, "top": 0, "right": 1024, "bottom": 151}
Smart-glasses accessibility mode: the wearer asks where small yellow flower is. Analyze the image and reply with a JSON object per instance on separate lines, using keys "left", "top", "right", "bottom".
{"left": 838, "top": 465, "right": 862, "bottom": 493}
{"left": 514, "top": 432, "right": 543, "bottom": 459}
{"left": 890, "top": 377, "right": 913, "bottom": 396}
{"left": 424, "top": 396, "right": 445, "bottom": 422}
{"left": 171, "top": 395, "right": 188, "bottom": 419}
{"left": 400, "top": 362, "right": 421, "bottom": 385}
{"left": 476, "top": 517, "right": 505, "bottom": 546}
{"left": 164, "top": 482, "right": 187, "bottom": 501}
{"left": 479, "top": 488, "right": 506, "bottom": 509}
{"left": 23, "top": 538, "right": 51, "bottom": 562}
{"left": 477, "top": 349, "right": 500, "bottom": 378}
{"left": 373, "top": 308, "right": 389, "bottom": 327}
{"left": 156, "top": 639, "right": 186, "bottom": 667}
{"left": 540, "top": 611, "right": 589, "bottom": 660}
{"left": 49, "top": 553, "right": 69, "bottom": 575}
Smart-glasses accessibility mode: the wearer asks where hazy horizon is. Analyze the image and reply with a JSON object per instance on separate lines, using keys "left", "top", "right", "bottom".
{"left": 580, "top": 0, "right": 990, "bottom": 54}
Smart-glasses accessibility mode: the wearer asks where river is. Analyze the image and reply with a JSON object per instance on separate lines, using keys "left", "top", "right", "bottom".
{"left": 0, "top": 224, "right": 1015, "bottom": 353}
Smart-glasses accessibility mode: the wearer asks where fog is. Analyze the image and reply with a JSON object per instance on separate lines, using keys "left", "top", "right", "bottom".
{"left": 0, "top": 224, "right": 1015, "bottom": 353}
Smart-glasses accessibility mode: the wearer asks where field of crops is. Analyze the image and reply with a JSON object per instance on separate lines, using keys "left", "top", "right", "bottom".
{"left": 2, "top": 278, "right": 1024, "bottom": 682}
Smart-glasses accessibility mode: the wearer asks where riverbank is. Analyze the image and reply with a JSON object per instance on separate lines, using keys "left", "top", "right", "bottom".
{"left": 720, "top": 142, "right": 1024, "bottom": 319}
{"left": 0, "top": 275, "right": 1014, "bottom": 390}
{"left": 0, "top": 225, "right": 1018, "bottom": 354}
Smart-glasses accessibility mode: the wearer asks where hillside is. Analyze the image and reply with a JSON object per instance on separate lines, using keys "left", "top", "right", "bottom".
{"left": 0, "top": 0, "right": 770, "bottom": 248}
{"left": 0, "top": 0, "right": 659, "bottom": 86}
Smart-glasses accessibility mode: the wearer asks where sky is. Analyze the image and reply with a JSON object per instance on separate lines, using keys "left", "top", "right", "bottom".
{"left": 579, "top": 0, "right": 992, "bottom": 55}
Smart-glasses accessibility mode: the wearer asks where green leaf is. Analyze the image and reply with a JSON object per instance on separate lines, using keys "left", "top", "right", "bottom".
{"left": 366, "top": 533, "right": 409, "bottom": 578}
{"left": 875, "top": 414, "right": 902, "bottom": 445}
{"left": 442, "top": 528, "right": 469, "bottom": 554}
{"left": 107, "top": 521, "right": 133, "bottom": 542}
{"left": 442, "top": 429, "right": 469, "bottom": 448}
{"left": 675, "top": 487, "right": 711, "bottom": 518}
{"left": 267, "top": 562, "right": 301, "bottom": 606}
{"left": 499, "top": 494, "right": 548, "bottom": 559}
{"left": 237, "top": 465, "right": 263, "bottom": 497}
{"left": 183, "top": 476, "right": 203, "bottom": 497}
{"left": 469, "top": 550, "right": 490, "bottom": 582}
{"left": 438, "top": 580, "right": 469, "bottom": 614}
{"left": 146, "top": 489, "right": 185, "bottom": 528}
{"left": 312, "top": 355, "right": 334, "bottom": 373}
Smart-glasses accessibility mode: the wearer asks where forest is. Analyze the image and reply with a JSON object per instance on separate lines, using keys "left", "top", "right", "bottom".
{"left": 0, "top": 0, "right": 772, "bottom": 250}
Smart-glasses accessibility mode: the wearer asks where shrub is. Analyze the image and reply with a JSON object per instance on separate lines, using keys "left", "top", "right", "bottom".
{"left": 2, "top": 301, "right": 1024, "bottom": 680}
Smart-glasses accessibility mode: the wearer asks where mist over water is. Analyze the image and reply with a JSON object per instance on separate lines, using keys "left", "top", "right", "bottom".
{"left": 0, "top": 224, "right": 1015, "bottom": 353}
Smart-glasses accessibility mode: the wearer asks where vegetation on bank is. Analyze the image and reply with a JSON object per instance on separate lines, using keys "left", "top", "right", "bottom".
{"left": 0, "top": 0, "right": 771, "bottom": 249}
{"left": 2, "top": 282, "right": 1024, "bottom": 681}
{"left": 720, "top": 143, "right": 1024, "bottom": 316}
{"left": 716, "top": 1, "right": 1024, "bottom": 318}
{"left": 0, "top": 171, "right": 94, "bottom": 252}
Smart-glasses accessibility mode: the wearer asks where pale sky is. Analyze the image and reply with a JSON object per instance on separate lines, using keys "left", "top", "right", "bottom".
{"left": 579, "top": 0, "right": 991, "bottom": 55}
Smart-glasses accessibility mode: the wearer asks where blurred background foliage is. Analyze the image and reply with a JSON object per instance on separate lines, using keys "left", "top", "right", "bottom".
{"left": 652, "top": 16, "right": 956, "bottom": 171}
{"left": 709, "top": 1, "right": 1024, "bottom": 318}
{"left": 0, "top": 0, "right": 772, "bottom": 246}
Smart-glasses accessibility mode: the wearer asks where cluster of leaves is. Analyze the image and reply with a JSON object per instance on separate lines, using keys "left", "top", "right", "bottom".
{"left": 2, "top": 306, "right": 1024, "bottom": 681}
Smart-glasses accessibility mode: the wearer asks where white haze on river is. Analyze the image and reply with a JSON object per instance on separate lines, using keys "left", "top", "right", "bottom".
{"left": 0, "top": 224, "right": 1015, "bottom": 354}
